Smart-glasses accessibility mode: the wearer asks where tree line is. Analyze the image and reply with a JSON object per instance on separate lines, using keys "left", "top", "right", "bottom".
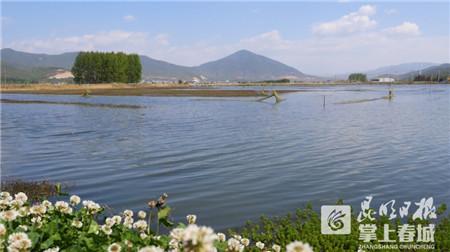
{"left": 71, "top": 52, "right": 142, "bottom": 84}
{"left": 348, "top": 73, "right": 367, "bottom": 82}
{"left": 413, "top": 74, "right": 446, "bottom": 82}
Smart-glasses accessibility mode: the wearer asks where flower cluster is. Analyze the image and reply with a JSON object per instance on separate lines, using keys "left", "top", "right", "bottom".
{"left": 0, "top": 191, "right": 314, "bottom": 252}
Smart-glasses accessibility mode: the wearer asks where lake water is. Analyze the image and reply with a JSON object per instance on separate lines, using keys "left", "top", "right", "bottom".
{"left": 1, "top": 85, "right": 449, "bottom": 230}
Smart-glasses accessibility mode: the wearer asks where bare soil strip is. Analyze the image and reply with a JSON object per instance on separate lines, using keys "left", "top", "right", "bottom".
{"left": 0, "top": 85, "right": 298, "bottom": 97}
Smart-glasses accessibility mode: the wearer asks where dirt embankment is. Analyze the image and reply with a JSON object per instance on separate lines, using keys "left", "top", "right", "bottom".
{"left": 0, "top": 83, "right": 298, "bottom": 97}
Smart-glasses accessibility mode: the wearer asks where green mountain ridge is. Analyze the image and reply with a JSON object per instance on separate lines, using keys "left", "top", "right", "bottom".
{"left": 1, "top": 48, "right": 308, "bottom": 83}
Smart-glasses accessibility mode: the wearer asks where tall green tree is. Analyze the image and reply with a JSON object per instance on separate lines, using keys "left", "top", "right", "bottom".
{"left": 127, "top": 54, "right": 142, "bottom": 83}
{"left": 71, "top": 51, "right": 142, "bottom": 84}
{"left": 348, "top": 73, "right": 367, "bottom": 82}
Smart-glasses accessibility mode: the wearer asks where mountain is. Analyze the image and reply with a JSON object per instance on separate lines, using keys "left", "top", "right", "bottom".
{"left": 139, "top": 55, "right": 197, "bottom": 81}
{"left": 1, "top": 48, "right": 77, "bottom": 69}
{"left": 193, "top": 50, "right": 306, "bottom": 81}
{"left": 365, "top": 62, "right": 438, "bottom": 79}
{"left": 1, "top": 48, "right": 309, "bottom": 83}
{"left": 398, "top": 63, "right": 450, "bottom": 81}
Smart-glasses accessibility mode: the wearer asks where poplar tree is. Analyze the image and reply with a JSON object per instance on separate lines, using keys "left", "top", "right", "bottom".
{"left": 71, "top": 51, "right": 142, "bottom": 84}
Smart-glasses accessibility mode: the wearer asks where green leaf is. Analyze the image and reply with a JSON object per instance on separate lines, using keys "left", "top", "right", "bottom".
{"left": 40, "top": 233, "right": 61, "bottom": 250}
{"left": 158, "top": 207, "right": 171, "bottom": 220}
{"left": 160, "top": 218, "right": 174, "bottom": 227}
{"left": 176, "top": 222, "right": 186, "bottom": 229}
{"left": 87, "top": 221, "right": 99, "bottom": 234}
{"left": 28, "top": 231, "right": 41, "bottom": 249}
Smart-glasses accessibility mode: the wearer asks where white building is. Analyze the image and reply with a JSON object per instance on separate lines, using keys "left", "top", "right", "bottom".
{"left": 378, "top": 77, "right": 395, "bottom": 82}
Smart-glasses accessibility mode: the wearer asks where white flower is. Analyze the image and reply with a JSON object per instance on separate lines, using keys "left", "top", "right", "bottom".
{"left": 14, "top": 192, "right": 28, "bottom": 204}
{"left": 124, "top": 240, "right": 133, "bottom": 248}
{"left": 31, "top": 216, "right": 42, "bottom": 226}
{"left": 181, "top": 224, "right": 217, "bottom": 252}
{"left": 133, "top": 220, "right": 148, "bottom": 232}
{"left": 54, "top": 201, "right": 72, "bottom": 214}
{"left": 227, "top": 238, "right": 244, "bottom": 252}
{"left": 18, "top": 206, "right": 29, "bottom": 217}
{"left": 101, "top": 224, "right": 113, "bottom": 235}
{"left": 43, "top": 247, "right": 60, "bottom": 252}
{"left": 42, "top": 200, "right": 52, "bottom": 208}
{"left": 186, "top": 214, "right": 197, "bottom": 224}
{"left": 169, "top": 238, "right": 180, "bottom": 249}
{"left": 272, "top": 244, "right": 281, "bottom": 252}
{"left": 138, "top": 210, "right": 147, "bottom": 219}
{"left": 170, "top": 227, "right": 185, "bottom": 242}
{"left": 108, "top": 243, "right": 122, "bottom": 252}
{"left": 82, "top": 200, "right": 101, "bottom": 214}
{"left": 0, "top": 223, "right": 6, "bottom": 236}
{"left": 0, "top": 199, "right": 10, "bottom": 209}
{"left": 7, "top": 232, "right": 32, "bottom": 250}
{"left": 256, "top": 241, "right": 265, "bottom": 250}
{"left": 241, "top": 238, "right": 250, "bottom": 247}
{"left": 286, "top": 241, "right": 313, "bottom": 252}
{"left": 217, "top": 232, "right": 226, "bottom": 242}
{"left": 71, "top": 219, "right": 83, "bottom": 228}
{"left": 105, "top": 217, "right": 116, "bottom": 227}
{"left": 140, "top": 232, "right": 148, "bottom": 239}
{"left": 123, "top": 216, "right": 134, "bottom": 229}
{"left": 123, "top": 209, "right": 133, "bottom": 218}
{"left": 138, "top": 246, "right": 164, "bottom": 252}
{"left": 1, "top": 210, "right": 18, "bottom": 221}
{"left": 112, "top": 215, "right": 122, "bottom": 224}
{"left": 10, "top": 199, "right": 22, "bottom": 208}
{"left": 18, "top": 225, "right": 28, "bottom": 231}
{"left": 0, "top": 192, "right": 11, "bottom": 199}
{"left": 70, "top": 195, "right": 81, "bottom": 206}
{"left": 30, "top": 204, "right": 47, "bottom": 215}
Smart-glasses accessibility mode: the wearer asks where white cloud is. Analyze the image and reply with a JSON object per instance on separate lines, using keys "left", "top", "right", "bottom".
{"left": 7, "top": 30, "right": 162, "bottom": 54}
{"left": 144, "top": 29, "right": 447, "bottom": 75}
{"left": 154, "top": 33, "right": 169, "bottom": 46}
{"left": 123, "top": 15, "right": 136, "bottom": 22}
{"left": 4, "top": 24, "right": 446, "bottom": 76}
{"left": 312, "top": 5, "right": 377, "bottom": 35}
{"left": 358, "top": 5, "right": 377, "bottom": 16}
{"left": 384, "top": 22, "right": 420, "bottom": 36}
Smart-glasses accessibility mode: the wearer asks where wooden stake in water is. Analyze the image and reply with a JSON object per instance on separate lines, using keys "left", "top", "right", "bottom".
{"left": 388, "top": 89, "right": 394, "bottom": 100}
{"left": 323, "top": 96, "right": 326, "bottom": 108}
{"left": 258, "top": 90, "right": 283, "bottom": 103}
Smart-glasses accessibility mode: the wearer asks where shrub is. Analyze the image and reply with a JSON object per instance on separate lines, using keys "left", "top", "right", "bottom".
{"left": 0, "top": 191, "right": 448, "bottom": 251}
{"left": 235, "top": 203, "right": 450, "bottom": 252}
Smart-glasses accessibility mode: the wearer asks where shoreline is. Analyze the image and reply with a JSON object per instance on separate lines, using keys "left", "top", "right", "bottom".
{"left": 0, "top": 82, "right": 446, "bottom": 97}
{"left": 0, "top": 83, "right": 299, "bottom": 97}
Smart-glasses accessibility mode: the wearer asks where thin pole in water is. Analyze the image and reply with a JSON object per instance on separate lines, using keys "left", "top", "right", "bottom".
{"left": 323, "top": 95, "right": 326, "bottom": 108}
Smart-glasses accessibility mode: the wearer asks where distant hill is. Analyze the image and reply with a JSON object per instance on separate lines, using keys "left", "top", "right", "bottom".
{"left": 1, "top": 48, "right": 311, "bottom": 83}
{"left": 193, "top": 50, "right": 307, "bottom": 81}
{"left": 1, "top": 48, "right": 77, "bottom": 69}
{"left": 365, "top": 62, "right": 438, "bottom": 79}
{"left": 139, "top": 55, "right": 198, "bottom": 81}
{"left": 398, "top": 63, "right": 450, "bottom": 81}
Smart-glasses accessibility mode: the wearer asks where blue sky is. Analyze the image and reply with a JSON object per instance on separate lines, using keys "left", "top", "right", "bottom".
{"left": 2, "top": 1, "right": 449, "bottom": 75}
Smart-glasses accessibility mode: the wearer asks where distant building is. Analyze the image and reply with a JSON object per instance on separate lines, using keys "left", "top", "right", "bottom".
{"left": 372, "top": 77, "right": 395, "bottom": 83}
{"left": 48, "top": 69, "right": 74, "bottom": 79}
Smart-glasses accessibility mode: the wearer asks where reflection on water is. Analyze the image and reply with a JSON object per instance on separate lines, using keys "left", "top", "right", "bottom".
{"left": 1, "top": 85, "right": 449, "bottom": 230}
